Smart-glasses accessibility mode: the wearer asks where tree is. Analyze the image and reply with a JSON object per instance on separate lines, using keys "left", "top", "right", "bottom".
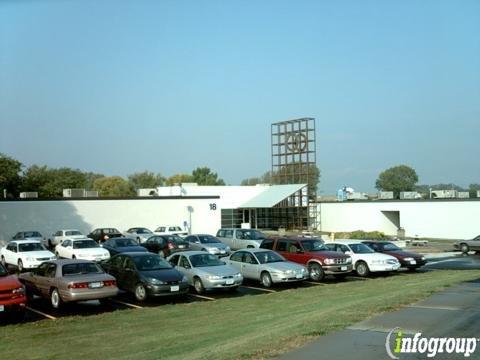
{"left": 272, "top": 163, "right": 320, "bottom": 199}
{"left": 84, "top": 172, "right": 105, "bottom": 190}
{"left": 0, "top": 153, "right": 23, "bottom": 197}
{"left": 375, "top": 165, "right": 419, "bottom": 197}
{"left": 128, "top": 171, "right": 165, "bottom": 190}
{"left": 22, "top": 165, "right": 87, "bottom": 197}
{"left": 165, "top": 174, "right": 194, "bottom": 186}
{"left": 241, "top": 171, "right": 273, "bottom": 186}
{"left": 191, "top": 167, "right": 225, "bottom": 185}
{"left": 93, "top": 176, "right": 135, "bottom": 197}
{"left": 469, "top": 184, "right": 480, "bottom": 198}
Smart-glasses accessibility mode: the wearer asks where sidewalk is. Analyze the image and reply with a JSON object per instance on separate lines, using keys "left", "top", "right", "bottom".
{"left": 279, "top": 279, "right": 480, "bottom": 359}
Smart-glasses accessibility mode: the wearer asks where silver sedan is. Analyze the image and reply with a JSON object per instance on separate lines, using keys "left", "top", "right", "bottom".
{"left": 167, "top": 251, "right": 243, "bottom": 294}
{"left": 227, "top": 249, "right": 308, "bottom": 288}
{"left": 184, "top": 234, "right": 231, "bottom": 256}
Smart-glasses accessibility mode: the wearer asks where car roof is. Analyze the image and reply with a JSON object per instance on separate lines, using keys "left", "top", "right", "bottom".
{"left": 329, "top": 239, "right": 365, "bottom": 244}
{"left": 176, "top": 250, "right": 210, "bottom": 256}
{"left": 11, "top": 240, "right": 42, "bottom": 244}
{"left": 234, "top": 248, "right": 272, "bottom": 253}
{"left": 69, "top": 237, "right": 95, "bottom": 241}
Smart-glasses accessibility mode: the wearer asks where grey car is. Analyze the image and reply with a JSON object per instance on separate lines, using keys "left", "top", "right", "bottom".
{"left": 454, "top": 235, "right": 480, "bottom": 254}
{"left": 12, "top": 231, "right": 45, "bottom": 246}
{"left": 167, "top": 251, "right": 243, "bottom": 294}
{"left": 184, "top": 234, "right": 231, "bottom": 257}
{"left": 124, "top": 227, "right": 154, "bottom": 244}
{"left": 227, "top": 249, "right": 308, "bottom": 288}
{"left": 216, "top": 229, "right": 267, "bottom": 250}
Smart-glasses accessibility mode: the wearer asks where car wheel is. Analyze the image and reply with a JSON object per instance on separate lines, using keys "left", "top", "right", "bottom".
{"left": 134, "top": 283, "right": 148, "bottom": 302}
{"left": 308, "top": 262, "right": 325, "bottom": 281}
{"left": 193, "top": 277, "right": 205, "bottom": 294}
{"left": 356, "top": 261, "right": 370, "bottom": 277}
{"left": 261, "top": 272, "right": 273, "bottom": 288}
{"left": 460, "top": 243, "right": 469, "bottom": 254}
{"left": 50, "top": 288, "right": 62, "bottom": 309}
{"left": 17, "top": 259, "right": 24, "bottom": 272}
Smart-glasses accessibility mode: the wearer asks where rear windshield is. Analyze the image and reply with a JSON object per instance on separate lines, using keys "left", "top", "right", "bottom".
{"left": 18, "top": 243, "right": 46, "bottom": 252}
{"left": 73, "top": 240, "right": 99, "bottom": 249}
{"left": 62, "top": 262, "right": 103, "bottom": 276}
{"left": 24, "top": 231, "right": 42, "bottom": 237}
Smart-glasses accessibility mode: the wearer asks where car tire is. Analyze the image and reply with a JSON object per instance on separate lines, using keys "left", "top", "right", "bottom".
{"left": 50, "top": 288, "right": 62, "bottom": 309}
{"left": 460, "top": 243, "right": 469, "bottom": 254}
{"left": 193, "top": 277, "right": 205, "bottom": 294}
{"left": 308, "top": 262, "right": 325, "bottom": 282}
{"left": 17, "top": 259, "right": 24, "bottom": 272}
{"left": 261, "top": 271, "right": 273, "bottom": 288}
{"left": 134, "top": 283, "right": 148, "bottom": 302}
{"left": 356, "top": 261, "right": 370, "bottom": 277}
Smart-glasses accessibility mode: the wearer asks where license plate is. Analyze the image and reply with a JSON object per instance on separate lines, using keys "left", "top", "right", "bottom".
{"left": 410, "top": 260, "right": 417, "bottom": 265}
{"left": 341, "top": 266, "right": 347, "bottom": 271}
{"left": 89, "top": 282, "right": 103, "bottom": 289}
{"left": 0, "top": 305, "right": 4, "bottom": 312}
{"left": 226, "top": 279, "right": 234, "bottom": 285}
{"left": 179, "top": 245, "right": 185, "bottom": 249}
{"left": 170, "top": 285, "right": 180, "bottom": 292}
{"left": 296, "top": 274, "right": 303, "bottom": 279}
{"left": 220, "top": 250, "right": 226, "bottom": 254}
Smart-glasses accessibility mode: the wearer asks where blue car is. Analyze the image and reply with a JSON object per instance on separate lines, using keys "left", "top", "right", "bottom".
{"left": 101, "top": 237, "right": 148, "bottom": 256}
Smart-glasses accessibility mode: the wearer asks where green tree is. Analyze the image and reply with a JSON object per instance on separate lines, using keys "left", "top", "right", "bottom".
{"left": 165, "top": 174, "right": 194, "bottom": 186}
{"left": 93, "top": 176, "right": 135, "bottom": 197}
{"left": 128, "top": 171, "right": 165, "bottom": 190}
{"left": 0, "top": 153, "right": 23, "bottom": 197}
{"left": 191, "top": 167, "right": 225, "bottom": 185}
{"left": 272, "top": 163, "right": 320, "bottom": 199}
{"left": 241, "top": 171, "right": 272, "bottom": 185}
{"left": 84, "top": 172, "right": 105, "bottom": 190}
{"left": 375, "top": 165, "right": 419, "bottom": 197}
{"left": 22, "top": 165, "right": 87, "bottom": 197}
{"left": 469, "top": 184, "right": 480, "bottom": 198}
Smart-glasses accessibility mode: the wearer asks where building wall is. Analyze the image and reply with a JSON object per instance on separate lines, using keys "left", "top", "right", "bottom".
{"left": 0, "top": 197, "right": 221, "bottom": 243}
{"left": 318, "top": 200, "right": 480, "bottom": 240}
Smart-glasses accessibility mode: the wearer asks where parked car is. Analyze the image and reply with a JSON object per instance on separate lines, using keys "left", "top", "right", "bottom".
{"left": 101, "top": 252, "right": 189, "bottom": 301}
{"left": 124, "top": 227, "right": 154, "bottom": 243}
{"left": 184, "top": 234, "right": 231, "bottom": 256}
{"left": 216, "top": 229, "right": 266, "bottom": 250}
{"left": 19, "top": 260, "right": 118, "bottom": 309}
{"left": 453, "top": 235, "right": 480, "bottom": 254}
{"left": 101, "top": 237, "right": 148, "bottom": 256}
{"left": 227, "top": 249, "right": 308, "bottom": 288}
{"left": 154, "top": 226, "right": 188, "bottom": 237}
{"left": 362, "top": 241, "right": 427, "bottom": 271}
{"left": 324, "top": 240, "right": 400, "bottom": 277}
{"left": 48, "top": 229, "right": 85, "bottom": 248}
{"left": 0, "top": 262, "right": 26, "bottom": 319}
{"left": 12, "top": 231, "right": 45, "bottom": 245}
{"left": 260, "top": 237, "right": 352, "bottom": 281}
{"left": 140, "top": 235, "right": 189, "bottom": 257}
{"left": 1, "top": 240, "right": 56, "bottom": 272}
{"left": 167, "top": 251, "right": 242, "bottom": 294}
{"left": 55, "top": 238, "right": 111, "bottom": 262}
{"left": 88, "top": 228, "right": 123, "bottom": 243}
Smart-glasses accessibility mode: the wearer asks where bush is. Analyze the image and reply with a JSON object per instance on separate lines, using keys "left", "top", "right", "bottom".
{"left": 348, "top": 230, "right": 388, "bottom": 240}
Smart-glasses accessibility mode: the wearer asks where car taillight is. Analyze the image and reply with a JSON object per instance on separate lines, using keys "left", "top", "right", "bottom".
{"left": 68, "top": 282, "right": 89, "bottom": 289}
{"left": 168, "top": 242, "right": 175, "bottom": 249}
{"left": 103, "top": 280, "right": 116, "bottom": 287}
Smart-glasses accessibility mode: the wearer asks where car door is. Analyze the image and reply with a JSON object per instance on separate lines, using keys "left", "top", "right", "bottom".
{"left": 233, "top": 230, "right": 244, "bottom": 250}
{"left": 228, "top": 251, "right": 245, "bottom": 273}
{"left": 178, "top": 255, "right": 194, "bottom": 283}
{"left": 222, "top": 230, "right": 234, "bottom": 248}
{"left": 36, "top": 262, "right": 57, "bottom": 297}
{"left": 121, "top": 256, "right": 139, "bottom": 293}
{"left": 468, "top": 236, "right": 480, "bottom": 251}
{"left": 24, "top": 262, "right": 48, "bottom": 296}
{"left": 242, "top": 252, "right": 260, "bottom": 280}
{"left": 58, "top": 240, "right": 71, "bottom": 258}
{"left": 185, "top": 236, "right": 200, "bottom": 251}
{"left": 275, "top": 239, "right": 292, "bottom": 261}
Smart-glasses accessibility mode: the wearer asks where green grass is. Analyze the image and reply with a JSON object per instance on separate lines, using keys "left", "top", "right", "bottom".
{"left": 2, "top": 270, "right": 480, "bottom": 360}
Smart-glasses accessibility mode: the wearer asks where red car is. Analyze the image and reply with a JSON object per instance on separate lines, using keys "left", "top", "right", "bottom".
{"left": 0, "top": 263, "right": 27, "bottom": 320}
{"left": 362, "top": 241, "right": 427, "bottom": 271}
{"left": 260, "top": 237, "right": 353, "bottom": 281}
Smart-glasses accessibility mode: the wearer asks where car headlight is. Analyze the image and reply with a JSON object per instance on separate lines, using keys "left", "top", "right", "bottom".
{"left": 25, "top": 257, "right": 34, "bottom": 261}
{"left": 387, "top": 259, "right": 399, "bottom": 264}
{"left": 181, "top": 275, "right": 188, "bottom": 282}
{"left": 207, "top": 275, "right": 222, "bottom": 280}
{"left": 371, "top": 259, "right": 385, "bottom": 265}
{"left": 404, "top": 257, "right": 414, "bottom": 261}
{"left": 234, "top": 273, "right": 242, "bottom": 277}
{"left": 12, "top": 287, "right": 25, "bottom": 294}
{"left": 323, "top": 258, "right": 335, "bottom": 265}
{"left": 421, "top": 256, "right": 425, "bottom": 261}
{"left": 207, "top": 248, "right": 217, "bottom": 254}
{"left": 345, "top": 257, "right": 352, "bottom": 263}
{"left": 146, "top": 277, "right": 165, "bottom": 285}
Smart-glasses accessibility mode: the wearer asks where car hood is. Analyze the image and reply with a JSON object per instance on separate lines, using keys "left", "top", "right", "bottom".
{"left": 262, "top": 261, "right": 304, "bottom": 272}
{"left": 74, "top": 248, "right": 110, "bottom": 256}
{"left": 204, "top": 243, "right": 229, "bottom": 250}
{"left": 68, "top": 235, "right": 86, "bottom": 239}
{"left": 141, "top": 268, "right": 184, "bottom": 282}
{"left": 21, "top": 250, "right": 55, "bottom": 258}
{"left": 304, "top": 250, "right": 349, "bottom": 259}
{"left": 0, "top": 274, "right": 23, "bottom": 290}
{"left": 357, "top": 253, "right": 398, "bottom": 261}
{"left": 384, "top": 250, "right": 424, "bottom": 259}
{"left": 194, "top": 264, "right": 238, "bottom": 277}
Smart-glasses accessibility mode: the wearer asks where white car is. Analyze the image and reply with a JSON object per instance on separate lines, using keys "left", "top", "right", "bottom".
{"left": 324, "top": 240, "right": 400, "bottom": 277}
{"left": 0, "top": 240, "right": 56, "bottom": 271}
{"left": 48, "top": 229, "right": 85, "bottom": 247}
{"left": 55, "top": 238, "right": 110, "bottom": 261}
{"left": 124, "top": 227, "right": 154, "bottom": 243}
{"left": 154, "top": 226, "right": 188, "bottom": 237}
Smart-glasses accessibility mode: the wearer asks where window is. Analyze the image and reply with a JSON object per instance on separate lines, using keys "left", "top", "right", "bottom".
{"left": 169, "top": 227, "right": 177, "bottom": 232}
{"left": 35, "top": 262, "right": 49, "bottom": 276}
{"left": 110, "top": 256, "right": 124, "bottom": 268}
{"left": 230, "top": 251, "right": 243, "bottom": 262}
{"left": 217, "top": 230, "right": 225, "bottom": 237}
{"left": 7, "top": 244, "right": 17, "bottom": 252}
{"left": 324, "top": 244, "right": 337, "bottom": 251}
{"left": 63, "top": 240, "right": 72, "bottom": 247}
{"left": 124, "top": 258, "right": 136, "bottom": 270}
{"left": 63, "top": 262, "right": 102, "bottom": 276}
{"left": 260, "top": 239, "right": 274, "bottom": 250}
{"left": 169, "top": 254, "right": 180, "bottom": 266}
{"left": 287, "top": 241, "right": 301, "bottom": 253}
{"left": 55, "top": 231, "right": 62, "bottom": 236}
{"left": 236, "top": 231, "right": 244, "bottom": 239}
{"left": 243, "top": 253, "right": 258, "bottom": 264}
{"left": 179, "top": 256, "right": 190, "bottom": 268}
{"left": 156, "top": 227, "right": 166, "bottom": 232}
{"left": 277, "top": 240, "right": 288, "bottom": 252}
{"left": 338, "top": 245, "right": 350, "bottom": 253}
{"left": 224, "top": 230, "right": 233, "bottom": 238}
{"left": 45, "top": 263, "right": 57, "bottom": 278}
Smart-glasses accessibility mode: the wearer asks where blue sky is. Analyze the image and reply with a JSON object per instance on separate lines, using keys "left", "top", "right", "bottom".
{"left": 1, "top": 0, "right": 479, "bottom": 194}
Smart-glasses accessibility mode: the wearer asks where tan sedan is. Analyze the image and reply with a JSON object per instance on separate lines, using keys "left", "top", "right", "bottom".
{"left": 19, "top": 259, "right": 118, "bottom": 308}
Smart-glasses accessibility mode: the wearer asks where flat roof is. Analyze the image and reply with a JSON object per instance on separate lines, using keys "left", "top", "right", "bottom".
{"left": 239, "top": 184, "right": 307, "bottom": 208}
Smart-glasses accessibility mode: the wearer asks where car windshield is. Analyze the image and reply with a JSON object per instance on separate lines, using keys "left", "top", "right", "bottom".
{"left": 0, "top": 264, "right": 8, "bottom": 276}
{"left": 301, "top": 240, "right": 327, "bottom": 252}
{"left": 62, "top": 262, "right": 103, "bottom": 276}
{"left": 167, "top": 235, "right": 185, "bottom": 244}
{"left": 18, "top": 243, "right": 46, "bottom": 252}
{"left": 114, "top": 238, "right": 138, "bottom": 247}
{"left": 255, "top": 251, "right": 285, "bottom": 264}
{"left": 73, "top": 240, "right": 99, "bottom": 249}
{"left": 133, "top": 255, "right": 171, "bottom": 271}
{"left": 24, "top": 231, "right": 42, "bottom": 237}
{"left": 349, "top": 244, "right": 375, "bottom": 254}
{"left": 382, "top": 243, "right": 401, "bottom": 251}
{"left": 66, "top": 230, "right": 82, "bottom": 236}
{"left": 136, "top": 228, "right": 152, "bottom": 234}
{"left": 242, "top": 230, "right": 266, "bottom": 240}
{"left": 189, "top": 254, "right": 225, "bottom": 267}
{"left": 198, "top": 235, "right": 221, "bottom": 244}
